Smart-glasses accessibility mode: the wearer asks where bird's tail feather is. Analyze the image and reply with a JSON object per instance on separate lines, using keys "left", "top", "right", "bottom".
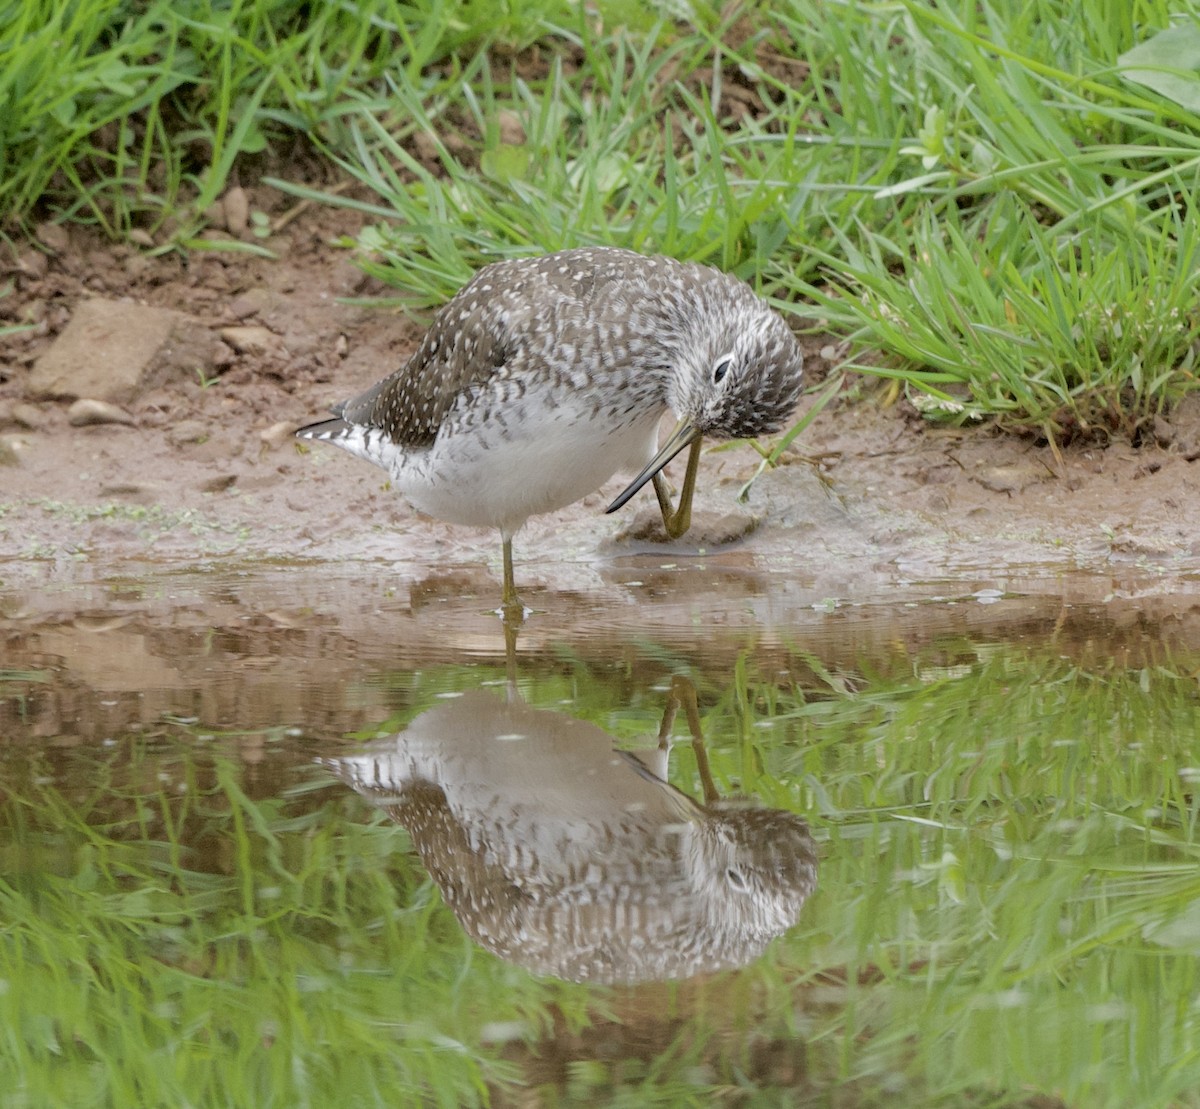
{"left": 295, "top": 417, "right": 350, "bottom": 441}
{"left": 295, "top": 416, "right": 393, "bottom": 469}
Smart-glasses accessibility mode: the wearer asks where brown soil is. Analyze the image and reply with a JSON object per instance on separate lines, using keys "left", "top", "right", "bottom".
{"left": 4, "top": 184, "right": 1200, "bottom": 631}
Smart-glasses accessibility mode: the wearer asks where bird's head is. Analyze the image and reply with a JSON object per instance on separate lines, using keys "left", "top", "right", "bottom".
{"left": 667, "top": 287, "right": 804, "bottom": 441}
{"left": 606, "top": 271, "right": 804, "bottom": 516}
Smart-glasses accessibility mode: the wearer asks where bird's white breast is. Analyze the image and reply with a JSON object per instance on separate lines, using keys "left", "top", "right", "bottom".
{"left": 386, "top": 387, "right": 666, "bottom": 536}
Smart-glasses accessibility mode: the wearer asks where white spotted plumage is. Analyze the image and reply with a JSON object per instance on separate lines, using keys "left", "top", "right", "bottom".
{"left": 297, "top": 247, "right": 803, "bottom": 556}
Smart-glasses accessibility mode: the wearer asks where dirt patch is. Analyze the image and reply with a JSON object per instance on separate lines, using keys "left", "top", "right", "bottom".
{"left": 3, "top": 184, "right": 1200, "bottom": 615}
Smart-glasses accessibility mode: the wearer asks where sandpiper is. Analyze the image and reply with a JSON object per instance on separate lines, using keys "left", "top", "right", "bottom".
{"left": 296, "top": 247, "right": 803, "bottom": 614}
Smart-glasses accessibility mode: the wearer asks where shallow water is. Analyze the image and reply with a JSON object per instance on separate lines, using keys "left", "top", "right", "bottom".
{"left": 3, "top": 564, "right": 1200, "bottom": 1107}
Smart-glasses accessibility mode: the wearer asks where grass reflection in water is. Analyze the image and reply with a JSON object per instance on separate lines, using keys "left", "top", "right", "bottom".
{"left": 1, "top": 642, "right": 1198, "bottom": 1107}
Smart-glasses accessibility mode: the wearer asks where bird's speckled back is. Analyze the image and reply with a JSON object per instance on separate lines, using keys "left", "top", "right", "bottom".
{"left": 338, "top": 247, "right": 802, "bottom": 450}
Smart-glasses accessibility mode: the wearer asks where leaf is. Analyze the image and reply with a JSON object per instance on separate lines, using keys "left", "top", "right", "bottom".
{"left": 479, "top": 143, "right": 530, "bottom": 184}
{"left": 1143, "top": 898, "right": 1200, "bottom": 952}
{"left": 237, "top": 124, "right": 268, "bottom": 155}
{"left": 93, "top": 58, "right": 138, "bottom": 98}
{"left": 1119, "top": 24, "right": 1200, "bottom": 115}
{"left": 50, "top": 97, "right": 77, "bottom": 127}
{"left": 874, "top": 171, "right": 951, "bottom": 199}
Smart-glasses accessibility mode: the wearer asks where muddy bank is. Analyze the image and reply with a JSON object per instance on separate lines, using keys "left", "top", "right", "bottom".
{"left": 4, "top": 194, "right": 1200, "bottom": 621}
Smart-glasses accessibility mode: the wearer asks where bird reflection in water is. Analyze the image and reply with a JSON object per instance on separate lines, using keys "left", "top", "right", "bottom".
{"left": 325, "top": 676, "right": 817, "bottom": 985}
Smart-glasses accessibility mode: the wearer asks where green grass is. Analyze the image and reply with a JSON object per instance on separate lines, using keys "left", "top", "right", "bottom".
{"left": 3, "top": 640, "right": 1200, "bottom": 1106}
{"left": 782, "top": 1, "right": 1200, "bottom": 440}
{"left": 5, "top": 0, "right": 1200, "bottom": 436}
{"left": 0, "top": 0, "right": 567, "bottom": 242}
{"left": 297, "top": 0, "right": 1200, "bottom": 441}
{"left": 766, "top": 643, "right": 1200, "bottom": 1107}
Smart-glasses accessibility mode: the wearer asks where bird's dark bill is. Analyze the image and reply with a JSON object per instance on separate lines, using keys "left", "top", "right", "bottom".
{"left": 605, "top": 420, "right": 702, "bottom": 514}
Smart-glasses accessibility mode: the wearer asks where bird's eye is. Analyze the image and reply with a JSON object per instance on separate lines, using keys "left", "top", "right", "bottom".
{"left": 712, "top": 354, "right": 734, "bottom": 385}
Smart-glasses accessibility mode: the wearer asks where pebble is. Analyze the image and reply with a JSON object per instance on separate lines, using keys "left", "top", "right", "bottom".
{"left": 1152, "top": 414, "right": 1173, "bottom": 449}
{"left": 330, "top": 261, "right": 370, "bottom": 296}
{"left": 18, "top": 250, "right": 48, "bottom": 279}
{"left": 200, "top": 473, "right": 237, "bottom": 493}
{"left": 67, "top": 398, "right": 135, "bottom": 427}
{"left": 220, "top": 325, "right": 285, "bottom": 357}
{"left": 227, "top": 288, "right": 272, "bottom": 319}
{"left": 614, "top": 508, "right": 759, "bottom": 546}
{"left": 99, "top": 482, "right": 158, "bottom": 500}
{"left": 411, "top": 130, "right": 439, "bottom": 163}
{"left": 0, "top": 437, "right": 21, "bottom": 466}
{"left": 497, "top": 109, "right": 527, "bottom": 146}
{"left": 973, "top": 463, "right": 1048, "bottom": 494}
{"left": 30, "top": 298, "right": 221, "bottom": 403}
{"left": 223, "top": 186, "right": 250, "bottom": 235}
{"left": 167, "top": 419, "right": 209, "bottom": 447}
{"left": 259, "top": 421, "right": 296, "bottom": 451}
{"left": 11, "top": 403, "right": 44, "bottom": 430}
{"left": 35, "top": 221, "right": 70, "bottom": 253}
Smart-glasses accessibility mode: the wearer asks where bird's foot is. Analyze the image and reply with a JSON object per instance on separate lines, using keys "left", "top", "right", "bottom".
{"left": 496, "top": 598, "right": 529, "bottom": 626}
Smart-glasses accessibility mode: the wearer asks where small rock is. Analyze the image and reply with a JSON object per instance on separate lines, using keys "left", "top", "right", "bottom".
{"left": 67, "top": 398, "right": 135, "bottom": 427}
{"left": 128, "top": 228, "right": 155, "bottom": 249}
{"left": 227, "top": 288, "right": 272, "bottom": 319}
{"left": 167, "top": 419, "right": 209, "bottom": 447}
{"left": 259, "top": 421, "right": 296, "bottom": 450}
{"left": 11, "top": 403, "right": 44, "bottom": 430}
{"left": 691, "top": 511, "right": 760, "bottom": 546}
{"left": 1110, "top": 532, "right": 1173, "bottom": 557}
{"left": 973, "top": 463, "right": 1049, "bottom": 494}
{"left": 820, "top": 341, "right": 850, "bottom": 362}
{"left": 916, "top": 464, "right": 956, "bottom": 486}
{"left": 411, "top": 129, "right": 439, "bottom": 163}
{"left": 614, "top": 508, "right": 758, "bottom": 547}
{"left": 21, "top": 298, "right": 47, "bottom": 326}
{"left": 1152, "top": 414, "right": 1174, "bottom": 449}
{"left": 285, "top": 332, "right": 318, "bottom": 358}
{"left": 223, "top": 186, "right": 250, "bottom": 235}
{"left": 220, "top": 324, "right": 286, "bottom": 357}
{"left": 330, "top": 261, "right": 369, "bottom": 296}
{"left": 200, "top": 473, "right": 237, "bottom": 493}
{"left": 35, "top": 221, "right": 70, "bottom": 253}
{"left": 99, "top": 482, "right": 165, "bottom": 504}
{"left": 124, "top": 253, "right": 152, "bottom": 280}
{"left": 0, "top": 436, "right": 21, "bottom": 466}
{"left": 497, "top": 109, "right": 527, "bottom": 146}
{"left": 30, "top": 298, "right": 224, "bottom": 403}
{"left": 211, "top": 340, "right": 235, "bottom": 369}
{"left": 18, "top": 250, "right": 48, "bottom": 279}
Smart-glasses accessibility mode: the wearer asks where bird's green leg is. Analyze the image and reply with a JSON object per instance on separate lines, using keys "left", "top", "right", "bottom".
{"left": 656, "top": 690, "right": 679, "bottom": 748}
{"left": 651, "top": 678, "right": 680, "bottom": 781}
{"left": 502, "top": 614, "right": 520, "bottom": 694}
{"left": 657, "top": 675, "right": 719, "bottom": 804}
{"left": 673, "top": 675, "right": 720, "bottom": 805}
{"left": 500, "top": 535, "right": 525, "bottom": 627}
{"left": 651, "top": 435, "right": 703, "bottom": 540}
